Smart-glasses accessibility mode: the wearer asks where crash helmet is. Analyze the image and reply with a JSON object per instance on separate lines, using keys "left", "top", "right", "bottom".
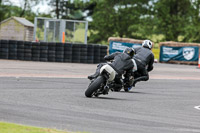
{"left": 123, "top": 47, "right": 135, "bottom": 58}
{"left": 142, "top": 40, "right": 153, "bottom": 49}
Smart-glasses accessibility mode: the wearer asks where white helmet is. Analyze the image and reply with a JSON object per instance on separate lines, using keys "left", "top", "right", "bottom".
{"left": 142, "top": 40, "right": 153, "bottom": 49}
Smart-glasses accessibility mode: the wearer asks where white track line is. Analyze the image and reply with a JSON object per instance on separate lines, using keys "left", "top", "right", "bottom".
{"left": 0, "top": 74, "right": 87, "bottom": 79}
{"left": 194, "top": 105, "right": 200, "bottom": 110}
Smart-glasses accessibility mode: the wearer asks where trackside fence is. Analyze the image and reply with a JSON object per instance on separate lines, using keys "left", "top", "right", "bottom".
{"left": 0, "top": 40, "right": 108, "bottom": 64}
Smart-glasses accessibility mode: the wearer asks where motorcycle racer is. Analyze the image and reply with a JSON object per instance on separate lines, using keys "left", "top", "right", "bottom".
{"left": 132, "top": 40, "right": 154, "bottom": 87}
{"left": 88, "top": 47, "right": 136, "bottom": 91}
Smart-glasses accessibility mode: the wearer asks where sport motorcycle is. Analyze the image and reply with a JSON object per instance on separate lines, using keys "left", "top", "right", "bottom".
{"left": 85, "top": 63, "right": 135, "bottom": 98}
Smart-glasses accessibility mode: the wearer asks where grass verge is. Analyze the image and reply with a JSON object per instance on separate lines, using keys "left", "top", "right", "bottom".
{"left": 0, "top": 122, "right": 86, "bottom": 133}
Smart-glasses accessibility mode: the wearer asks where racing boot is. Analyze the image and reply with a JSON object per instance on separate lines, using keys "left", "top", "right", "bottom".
{"left": 113, "top": 84, "right": 122, "bottom": 92}
{"left": 88, "top": 68, "right": 100, "bottom": 80}
{"left": 132, "top": 76, "right": 148, "bottom": 87}
{"left": 88, "top": 72, "right": 99, "bottom": 80}
{"left": 88, "top": 63, "right": 104, "bottom": 80}
{"left": 102, "top": 86, "right": 109, "bottom": 94}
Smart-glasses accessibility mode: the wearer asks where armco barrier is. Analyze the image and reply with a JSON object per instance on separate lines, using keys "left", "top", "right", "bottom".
{"left": 0, "top": 40, "right": 108, "bottom": 64}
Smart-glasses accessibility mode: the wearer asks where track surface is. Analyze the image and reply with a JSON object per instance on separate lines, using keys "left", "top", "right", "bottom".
{"left": 0, "top": 60, "right": 200, "bottom": 133}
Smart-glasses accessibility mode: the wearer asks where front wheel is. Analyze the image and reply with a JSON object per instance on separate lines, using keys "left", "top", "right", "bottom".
{"left": 85, "top": 76, "right": 105, "bottom": 98}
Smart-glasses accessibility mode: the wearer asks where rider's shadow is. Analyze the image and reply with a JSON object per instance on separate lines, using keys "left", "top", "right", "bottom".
{"left": 119, "top": 91, "right": 147, "bottom": 94}
{"left": 93, "top": 96, "right": 128, "bottom": 101}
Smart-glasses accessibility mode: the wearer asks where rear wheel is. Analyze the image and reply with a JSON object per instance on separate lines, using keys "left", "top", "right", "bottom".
{"left": 85, "top": 76, "right": 105, "bottom": 98}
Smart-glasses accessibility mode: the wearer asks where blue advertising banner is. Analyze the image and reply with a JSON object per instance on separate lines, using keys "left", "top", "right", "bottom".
{"left": 109, "top": 41, "right": 142, "bottom": 54}
{"left": 160, "top": 46, "right": 199, "bottom": 62}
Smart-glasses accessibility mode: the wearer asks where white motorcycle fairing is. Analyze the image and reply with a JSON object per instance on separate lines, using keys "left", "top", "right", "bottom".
{"left": 100, "top": 64, "right": 117, "bottom": 81}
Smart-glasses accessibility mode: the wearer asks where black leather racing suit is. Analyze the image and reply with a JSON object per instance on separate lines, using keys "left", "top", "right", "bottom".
{"left": 88, "top": 52, "right": 135, "bottom": 90}
{"left": 133, "top": 46, "right": 154, "bottom": 85}
{"left": 104, "top": 52, "right": 134, "bottom": 75}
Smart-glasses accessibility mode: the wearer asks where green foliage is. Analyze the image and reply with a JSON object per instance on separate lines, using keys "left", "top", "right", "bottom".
{"left": 0, "top": 5, "right": 22, "bottom": 21}
{"left": 88, "top": 0, "right": 152, "bottom": 44}
{"left": 0, "top": 1, "right": 50, "bottom": 23}
{"left": 2, "top": 0, "right": 200, "bottom": 44}
{"left": 49, "top": 0, "right": 85, "bottom": 20}
{"left": 181, "top": 0, "right": 200, "bottom": 42}
{"left": 154, "top": 0, "right": 192, "bottom": 41}
{"left": 87, "top": 0, "right": 200, "bottom": 44}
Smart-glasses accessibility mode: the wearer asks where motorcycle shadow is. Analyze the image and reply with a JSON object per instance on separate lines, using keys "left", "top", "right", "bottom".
{"left": 118, "top": 91, "right": 148, "bottom": 94}
{"left": 93, "top": 96, "right": 127, "bottom": 101}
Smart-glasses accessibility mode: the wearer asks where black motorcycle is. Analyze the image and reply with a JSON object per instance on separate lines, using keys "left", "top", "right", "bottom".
{"left": 85, "top": 64, "right": 135, "bottom": 98}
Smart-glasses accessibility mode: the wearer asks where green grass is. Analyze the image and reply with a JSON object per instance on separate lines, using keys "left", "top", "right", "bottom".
{"left": 0, "top": 122, "right": 87, "bottom": 133}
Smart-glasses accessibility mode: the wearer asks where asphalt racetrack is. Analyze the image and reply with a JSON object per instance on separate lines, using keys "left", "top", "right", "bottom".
{"left": 0, "top": 60, "right": 200, "bottom": 133}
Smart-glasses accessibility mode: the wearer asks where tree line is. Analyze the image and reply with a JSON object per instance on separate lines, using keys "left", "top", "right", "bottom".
{"left": 1, "top": 0, "right": 200, "bottom": 44}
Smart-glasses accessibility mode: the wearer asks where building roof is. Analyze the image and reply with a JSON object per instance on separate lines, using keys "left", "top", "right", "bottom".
{"left": 0, "top": 16, "right": 34, "bottom": 27}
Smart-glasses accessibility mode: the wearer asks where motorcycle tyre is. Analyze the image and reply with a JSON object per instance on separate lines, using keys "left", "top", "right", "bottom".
{"left": 85, "top": 76, "right": 105, "bottom": 98}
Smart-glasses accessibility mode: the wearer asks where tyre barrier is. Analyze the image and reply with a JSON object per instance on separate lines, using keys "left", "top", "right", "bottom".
{"left": 48, "top": 42, "right": 56, "bottom": 62}
{"left": 0, "top": 40, "right": 9, "bottom": 59}
{"left": 40, "top": 42, "right": 48, "bottom": 62}
{"left": 8, "top": 40, "right": 17, "bottom": 60}
{"left": 24, "top": 41, "right": 32, "bottom": 61}
{"left": 32, "top": 42, "right": 40, "bottom": 61}
{"left": 55, "top": 43, "right": 64, "bottom": 62}
{"left": 17, "top": 41, "right": 24, "bottom": 60}
{"left": 72, "top": 44, "right": 81, "bottom": 63}
{"left": 93, "top": 44, "right": 100, "bottom": 63}
{"left": 64, "top": 43, "right": 72, "bottom": 62}
{"left": 80, "top": 44, "right": 87, "bottom": 63}
{"left": 87, "top": 44, "right": 94, "bottom": 64}
{"left": 100, "top": 45, "right": 108, "bottom": 63}
{"left": 0, "top": 40, "right": 108, "bottom": 64}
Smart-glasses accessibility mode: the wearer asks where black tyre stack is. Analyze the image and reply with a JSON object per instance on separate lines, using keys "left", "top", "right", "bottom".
{"left": 24, "top": 41, "right": 32, "bottom": 61}
{"left": 64, "top": 43, "right": 72, "bottom": 62}
{"left": 17, "top": 41, "right": 24, "bottom": 60}
{"left": 80, "top": 44, "right": 87, "bottom": 63}
{"left": 40, "top": 42, "right": 48, "bottom": 62}
{"left": 100, "top": 45, "right": 108, "bottom": 63}
{"left": 0, "top": 39, "right": 107, "bottom": 64}
{"left": 8, "top": 40, "right": 17, "bottom": 60}
{"left": 0, "top": 40, "right": 1, "bottom": 59}
{"left": 72, "top": 44, "right": 81, "bottom": 63}
{"left": 32, "top": 42, "right": 40, "bottom": 61}
{"left": 55, "top": 43, "right": 64, "bottom": 62}
{"left": 0, "top": 40, "right": 9, "bottom": 59}
{"left": 48, "top": 42, "right": 56, "bottom": 62}
{"left": 93, "top": 44, "right": 100, "bottom": 64}
{"left": 87, "top": 44, "right": 94, "bottom": 64}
